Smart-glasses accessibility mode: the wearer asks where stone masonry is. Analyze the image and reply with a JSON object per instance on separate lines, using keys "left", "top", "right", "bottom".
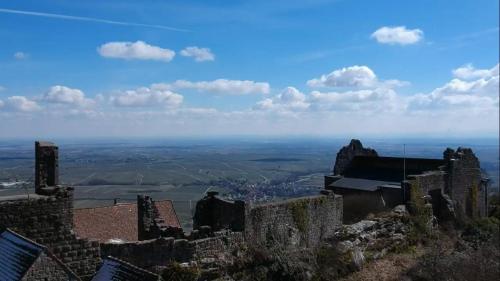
{"left": 0, "top": 191, "right": 101, "bottom": 280}
{"left": 333, "top": 139, "right": 378, "bottom": 175}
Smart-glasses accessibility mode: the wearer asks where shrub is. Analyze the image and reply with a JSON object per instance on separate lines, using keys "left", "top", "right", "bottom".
{"left": 161, "top": 262, "right": 200, "bottom": 281}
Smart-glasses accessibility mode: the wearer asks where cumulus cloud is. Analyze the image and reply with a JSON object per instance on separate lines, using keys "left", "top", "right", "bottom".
{"left": 43, "top": 85, "right": 95, "bottom": 107}
{"left": 307, "top": 65, "right": 376, "bottom": 88}
{"left": 111, "top": 86, "right": 183, "bottom": 108}
{"left": 154, "top": 79, "right": 270, "bottom": 95}
{"left": 254, "top": 87, "right": 309, "bottom": 111}
{"left": 307, "top": 65, "right": 407, "bottom": 89}
{"left": 408, "top": 64, "right": 499, "bottom": 111}
{"left": 97, "top": 41, "right": 175, "bottom": 62}
{"left": 452, "top": 63, "right": 499, "bottom": 80}
{"left": 14, "top": 52, "right": 28, "bottom": 60}
{"left": 371, "top": 26, "right": 423, "bottom": 45}
{"left": 3, "top": 96, "right": 41, "bottom": 112}
{"left": 309, "top": 88, "right": 398, "bottom": 111}
{"left": 180, "top": 46, "right": 215, "bottom": 62}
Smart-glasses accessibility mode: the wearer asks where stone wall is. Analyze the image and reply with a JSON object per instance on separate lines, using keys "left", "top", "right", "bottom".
{"left": 101, "top": 231, "right": 244, "bottom": 271}
{"left": 22, "top": 252, "right": 78, "bottom": 281}
{"left": 333, "top": 139, "right": 378, "bottom": 175}
{"left": 444, "top": 148, "right": 487, "bottom": 218}
{"left": 333, "top": 188, "right": 387, "bottom": 224}
{"left": 0, "top": 189, "right": 101, "bottom": 280}
{"left": 137, "top": 195, "right": 184, "bottom": 240}
{"left": 193, "top": 192, "right": 245, "bottom": 231}
{"left": 35, "top": 141, "right": 59, "bottom": 193}
{"left": 245, "top": 193, "right": 342, "bottom": 248}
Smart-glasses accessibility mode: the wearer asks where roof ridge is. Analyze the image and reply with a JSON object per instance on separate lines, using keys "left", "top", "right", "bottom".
{"left": 74, "top": 203, "right": 136, "bottom": 211}
{"left": 3, "top": 228, "right": 46, "bottom": 250}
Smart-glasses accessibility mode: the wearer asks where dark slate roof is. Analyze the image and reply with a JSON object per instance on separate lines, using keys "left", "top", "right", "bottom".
{"left": 342, "top": 156, "right": 445, "bottom": 182}
{"left": 91, "top": 257, "right": 160, "bottom": 281}
{"left": 0, "top": 229, "right": 44, "bottom": 280}
{"left": 329, "top": 177, "right": 399, "bottom": 192}
{"left": 74, "top": 200, "right": 180, "bottom": 243}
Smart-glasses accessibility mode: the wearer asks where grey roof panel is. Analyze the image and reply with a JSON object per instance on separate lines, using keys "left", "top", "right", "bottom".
{"left": 329, "top": 177, "right": 399, "bottom": 192}
{"left": 0, "top": 229, "right": 43, "bottom": 281}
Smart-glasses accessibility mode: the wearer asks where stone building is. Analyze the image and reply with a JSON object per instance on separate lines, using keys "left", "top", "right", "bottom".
{"left": 325, "top": 139, "right": 489, "bottom": 223}
{"left": 0, "top": 229, "right": 80, "bottom": 281}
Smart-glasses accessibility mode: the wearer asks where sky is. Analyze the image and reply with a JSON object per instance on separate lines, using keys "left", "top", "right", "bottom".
{"left": 0, "top": 0, "right": 498, "bottom": 138}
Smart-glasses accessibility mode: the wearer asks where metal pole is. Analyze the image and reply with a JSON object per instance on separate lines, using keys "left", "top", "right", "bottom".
{"left": 403, "top": 144, "right": 406, "bottom": 180}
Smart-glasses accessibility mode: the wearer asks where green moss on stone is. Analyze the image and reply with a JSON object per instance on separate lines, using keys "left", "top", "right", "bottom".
{"left": 291, "top": 199, "right": 309, "bottom": 233}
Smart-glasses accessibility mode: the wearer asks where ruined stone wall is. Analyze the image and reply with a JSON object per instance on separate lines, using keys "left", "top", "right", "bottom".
{"left": 333, "top": 139, "right": 378, "bottom": 175}
{"left": 405, "top": 171, "right": 451, "bottom": 220}
{"left": 444, "top": 148, "right": 486, "bottom": 218}
{"left": 35, "top": 141, "right": 59, "bottom": 192}
{"left": 333, "top": 188, "right": 386, "bottom": 224}
{"left": 0, "top": 190, "right": 101, "bottom": 280}
{"left": 193, "top": 192, "right": 245, "bottom": 231}
{"left": 22, "top": 252, "right": 78, "bottom": 281}
{"left": 245, "top": 193, "right": 342, "bottom": 248}
{"left": 138, "top": 195, "right": 184, "bottom": 241}
{"left": 101, "top": 231, "right": 244, "bottom": 270}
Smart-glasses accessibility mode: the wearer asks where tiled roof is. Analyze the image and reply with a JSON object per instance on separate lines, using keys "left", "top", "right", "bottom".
{"left": 91, "top": 256, "right": 160, "bottom": 281}
{"left": 155, "top": 200, "right": 181, "bottom": 228}
{"left": 0, "top": 229, "right": 43, "bottom": 280}
{"left": 73, "top": 200, "right": 181, "bottom": 243}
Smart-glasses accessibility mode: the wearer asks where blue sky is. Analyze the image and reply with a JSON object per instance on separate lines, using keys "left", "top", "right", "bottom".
{"left": 0, "top": 0, "right": 498, "bottom": 138}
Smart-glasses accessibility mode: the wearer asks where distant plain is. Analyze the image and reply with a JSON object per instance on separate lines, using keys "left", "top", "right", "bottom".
{"left": 0, "top": 138, "right": 498, "bottom": 229}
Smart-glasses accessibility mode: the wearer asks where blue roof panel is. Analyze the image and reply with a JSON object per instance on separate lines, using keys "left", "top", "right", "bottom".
{"left": 0, "top": 229, "right": 43, "bottom": 281}
{"left": 92, "top": 257, "right": 159, "bottom": 281}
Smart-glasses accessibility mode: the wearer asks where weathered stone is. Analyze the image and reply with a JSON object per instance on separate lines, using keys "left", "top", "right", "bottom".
{"left": 333, "top": 139, "right": 378, "bottom": 175}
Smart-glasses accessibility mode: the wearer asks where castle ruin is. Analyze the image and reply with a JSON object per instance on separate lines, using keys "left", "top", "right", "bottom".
{"left": 0, "top": 139, "right": 490, "bottom": 280}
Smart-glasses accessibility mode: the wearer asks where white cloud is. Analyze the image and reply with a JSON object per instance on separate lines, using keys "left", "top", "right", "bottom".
{"left": 452, "top": 63, "right": 499, "bottom": 80}
{"left": 371, "top": 26, "right": 423, "bottom": 45}
{"left": 307, "top": 65, "right": 376, "bottom": 88}
{"left": 97, "top": 41, "right": 175, "bottom": 62}
{"left": 43, "top": 85, "right": 95, "bottom": 107}
{"left": 180, "top": 46, "right": 215, "bottom": 62}
{"left": 309, "top": 88, "right": 398, "bottom": 111}
{"left": 254, "top": 87, "right": 309, "bottom": 111}
{"left": 408, "top": 63, "right": 499, "bottom": 111}
{"left": 0, "top": 100, "right": 3, "bottom": 108}
{"left": 14, "top": 52, "right": 28, "bottom": 60}
{"left": 307, "top": 65, "right": 407, "bottom": 89}
{"left": 4, "top": 96, "right": 41, "bottom": 112}
{"left": 156, "top": 79, "right": 270, "bottom": 95}
{"left": 111, "top": 86, "right": 183, "bottom": 108}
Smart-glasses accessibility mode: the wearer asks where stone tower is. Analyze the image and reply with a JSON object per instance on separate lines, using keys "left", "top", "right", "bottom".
{"left": 35, "top": 141, "right": 59, "bottom": 194}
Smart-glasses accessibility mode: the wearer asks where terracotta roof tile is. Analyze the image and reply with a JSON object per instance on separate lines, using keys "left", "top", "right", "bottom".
{"left": 73, "top": 200, "right": 180, "bottom": 243}
{"left": 155, "top": 200, "right": 181, "bottom": 228}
